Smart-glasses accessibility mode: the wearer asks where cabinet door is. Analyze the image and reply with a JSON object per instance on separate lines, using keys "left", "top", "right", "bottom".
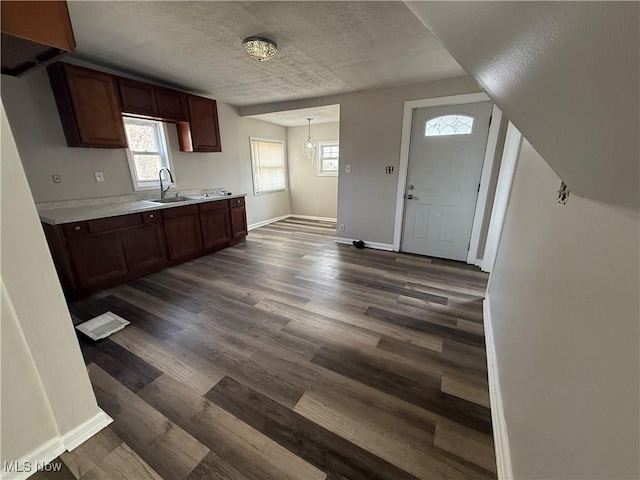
{"left": 230, "top": 206, "right": 247, "bottom": 240}
{"left": 48, "top": 63, "right": 127, "bottom": 148}
{"left": 67, "top": 233, "right": 127, "bottom": 289}
{"left": 121, "top": 223, "right": 167, "bottom": 272}
{"left": 118, "top": 78, "right": 158, "bottom": 117}
{"left": 178, "top": 95, "right": 221, "bottom": 152}
{"left": 201, "top": 208, "right": 231, "bottom": 250}
{"left": 156, "top": 87, "right": 188, "bottom": 122}
{"left": 163, "top": 214, "right": 203, "bottom": 261}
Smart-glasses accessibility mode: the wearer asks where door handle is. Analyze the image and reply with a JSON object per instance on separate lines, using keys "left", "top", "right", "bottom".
{"left": 406, "top": 194, "right": 414, "bottom": 200}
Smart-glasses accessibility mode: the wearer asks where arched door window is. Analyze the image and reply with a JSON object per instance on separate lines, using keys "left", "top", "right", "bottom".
{"left": 424, "top": 114, "right": 475, "bottom": 137}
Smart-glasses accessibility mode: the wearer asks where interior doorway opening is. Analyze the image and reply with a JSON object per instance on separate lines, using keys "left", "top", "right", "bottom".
{"left": 247, "top": 105, "right": 340, "bottom": 226}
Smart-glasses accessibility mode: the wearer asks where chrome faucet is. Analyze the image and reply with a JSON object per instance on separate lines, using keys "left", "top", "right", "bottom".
{"left": 159, "top": 168, "right": 174, "bottom": 200}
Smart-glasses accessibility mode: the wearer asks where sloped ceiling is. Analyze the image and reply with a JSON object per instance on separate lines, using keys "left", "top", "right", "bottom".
{"left": 66, "top": 1, "right": 465, "bottom": 107}
{"left": 406, "top": 1, "right": 639, "bottom": 211}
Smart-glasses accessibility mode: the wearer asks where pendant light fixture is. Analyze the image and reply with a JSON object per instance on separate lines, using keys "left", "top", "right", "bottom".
{"left": 303, "top": 118, "right": 316, "bottom": 162}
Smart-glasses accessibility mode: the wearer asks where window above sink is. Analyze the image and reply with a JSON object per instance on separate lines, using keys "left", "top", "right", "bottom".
{"left": 124, "top": 117, "right": 176, "bottom": 191}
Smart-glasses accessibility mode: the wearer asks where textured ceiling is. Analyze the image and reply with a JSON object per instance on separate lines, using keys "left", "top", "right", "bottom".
{"left": 249, "top": 104, "right": 340, "bottom": 127}
{"left": 66, "top": 1, "right": 465, "bottom": 107}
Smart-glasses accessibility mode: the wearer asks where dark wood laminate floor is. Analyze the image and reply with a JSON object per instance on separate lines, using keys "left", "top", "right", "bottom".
{"left": 38, "top": 218, "right": 496, "bottom": 480}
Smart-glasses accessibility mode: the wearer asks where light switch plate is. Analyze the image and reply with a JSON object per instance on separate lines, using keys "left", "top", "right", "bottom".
{"left": 94, "top": 171, "right": 105, "bottom": 183}
{"left": 345, "top": 164, "right": 352, "bottom": 174}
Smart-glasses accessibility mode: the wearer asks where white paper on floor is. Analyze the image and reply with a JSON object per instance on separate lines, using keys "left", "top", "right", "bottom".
{"left": 75, "top": 311, "right": 130, "bottom": 341}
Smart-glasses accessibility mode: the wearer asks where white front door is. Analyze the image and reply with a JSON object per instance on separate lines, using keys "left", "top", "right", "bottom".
{"left": 401, "top": 102, "right": 493, "bottom": 261}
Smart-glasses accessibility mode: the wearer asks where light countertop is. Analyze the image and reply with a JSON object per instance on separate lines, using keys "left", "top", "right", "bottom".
{"left": 39, "top": 194, "right": 246, "bottom": 225}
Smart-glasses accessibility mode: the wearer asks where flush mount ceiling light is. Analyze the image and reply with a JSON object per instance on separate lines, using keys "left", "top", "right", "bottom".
{"left": 303, "top": 117, "right": 317, "bottom": 162}
{"left": 242, "top": 36, "right": 277, "bottom": 62}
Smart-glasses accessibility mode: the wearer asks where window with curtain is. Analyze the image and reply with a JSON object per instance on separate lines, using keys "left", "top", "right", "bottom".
{"left": 249, "top": 138, "right": 286, "bottom": 195}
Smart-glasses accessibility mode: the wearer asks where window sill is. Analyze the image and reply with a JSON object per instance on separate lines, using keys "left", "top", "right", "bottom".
{"left": 253, "top": 188, "right": 286, "bottom": 196}
{"left": 132, "top": 182, "right": 176, "bottom": 192}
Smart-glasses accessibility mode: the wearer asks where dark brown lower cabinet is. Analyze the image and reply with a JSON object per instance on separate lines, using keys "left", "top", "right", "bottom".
{"left": 162, "top": 205, "right": 203, "bottom": 261}
{"left": 121, "top": 223, "right": 167, "bottom": 272}
{"left": 230, "top": 205, "right": 247, "bottom": 242}
{"left": 43, "top": 198, "right": 247, "bottom": 298}
{"left": 201, "top": 208, "right": 231, "bottom": 250}
{"left": 67, "top": 232, "right": 127, "bottom": 289}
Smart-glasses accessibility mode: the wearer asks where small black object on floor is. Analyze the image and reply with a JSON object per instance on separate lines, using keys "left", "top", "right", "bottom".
{"left": 353, "top": 240, "right": 365, "bottom": 249}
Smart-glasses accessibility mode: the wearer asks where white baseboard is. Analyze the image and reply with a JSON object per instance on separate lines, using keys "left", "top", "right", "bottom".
{"left": 247, "top": 214, "right": 290, "bottom": 231}
{"left": 288, "top": 215, "right": 337, "bottom": 222}
{"left": 1, "top": 409, "right": 112, "bottom": 480}
{"left": 0, "top": 437, "right": 65, "bottom": 480}
{"left": 61, "top": 409, "right": 113, "bottom": 451}
{"left": 334, "top": 237, "right": 394, "bottom": 251}
{"left": 483, "top": 297, "right": 513, "bottom": 480}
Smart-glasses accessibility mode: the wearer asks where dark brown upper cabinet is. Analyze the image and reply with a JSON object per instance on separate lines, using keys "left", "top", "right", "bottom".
{"left": 46, "top": 62, "right": 221, "bottom": 152}
{"left": 177, "top": 95, "right": 222, "bottom": 153}
{"left": 1, "top": 1, "right": 76, "bottom": 76}
{"left": 155, "top": 87, "right": 188, "bottom": 122}
{"left": 47, "top": 63, "right": 128, "bottom": 148}
{"left": 118, "top": 78, "right": 159, "bottom": 118}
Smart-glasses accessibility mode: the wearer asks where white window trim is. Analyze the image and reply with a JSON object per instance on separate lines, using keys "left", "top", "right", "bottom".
{"left": 124, "top": 118, "right": 175, "bottom": 192}
{"left": 249, "top": 137, "right": 287, "bottom": 196}
{"left": 317, "top": 140, "right": 339, "bottom": 177}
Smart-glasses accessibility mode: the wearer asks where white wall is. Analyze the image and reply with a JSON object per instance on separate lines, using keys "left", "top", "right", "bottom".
{"left": 1, "top": 101, "right": 105, "bottom": 466}
{"left": 286, "top": 122, "right": 339, "bottom": 219}
{"left": 0, "top": 67, "right": 290, "bottom": 227}
{"left": 407, "top": 1, "right": 639, "bottom": 212}
{"left": 487, "top": 139, "right": 639, "bottom": 479}
{"left": 240, "top": 76, "right": 481, "bottom": 244}
{"left": 1, "top": 284, "right": 59, "bottom": 465}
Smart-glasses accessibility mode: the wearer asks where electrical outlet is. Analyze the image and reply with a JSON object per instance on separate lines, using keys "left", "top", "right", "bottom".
{"left": 52, "top": 174, "right": 62, "bottom": 183}
{"left": 339, "top": 224, "right": 345, "bottom": 232}
{"left": 345, "top": 164, "right": 352, "bottom": 174}
{"left": 94, "top": 171, "right": 105, "bottom": 183}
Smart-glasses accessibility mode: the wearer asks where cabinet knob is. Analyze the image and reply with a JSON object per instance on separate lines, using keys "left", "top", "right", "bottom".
{"left": 74, "top": 225, "right": 81, "bottom": 231}
{"left": 149, "top": 214, "right": 154, "bottom": 218}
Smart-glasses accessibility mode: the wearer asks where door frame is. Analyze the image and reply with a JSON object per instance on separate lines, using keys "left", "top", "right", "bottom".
{"left": 482, "top": 122, "right": 523, "bottom": 274}
{"left": 393, "top": 92, "right": 501, "bottom": 263}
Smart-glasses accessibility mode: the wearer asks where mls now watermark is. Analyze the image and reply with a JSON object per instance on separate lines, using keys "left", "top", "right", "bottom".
{"left": 3, "top": 461, "right": 63, "bottom": 473}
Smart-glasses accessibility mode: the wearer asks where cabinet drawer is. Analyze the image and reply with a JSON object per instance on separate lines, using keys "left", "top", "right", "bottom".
{"left": 199, "top": 200, "right": 229, "bottom": 212}
{"left": 142, "top": 211, "right": 161, "bottom": 223}
{"left": 162, "top": 204, "right": 199, "bottom": 220}
{"left": 88, "top": 213, "right": 142, "bottom": 234}
{"left": 63, "top": 221, "right": 89, "bottom": 237}
{"left": 230, "top": 197, "right": 245, "bottom": 207}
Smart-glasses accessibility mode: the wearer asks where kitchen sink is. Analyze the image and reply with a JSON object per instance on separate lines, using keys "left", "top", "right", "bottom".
{"left": 144, "top": 196, "right": 191, "bottom": 204}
